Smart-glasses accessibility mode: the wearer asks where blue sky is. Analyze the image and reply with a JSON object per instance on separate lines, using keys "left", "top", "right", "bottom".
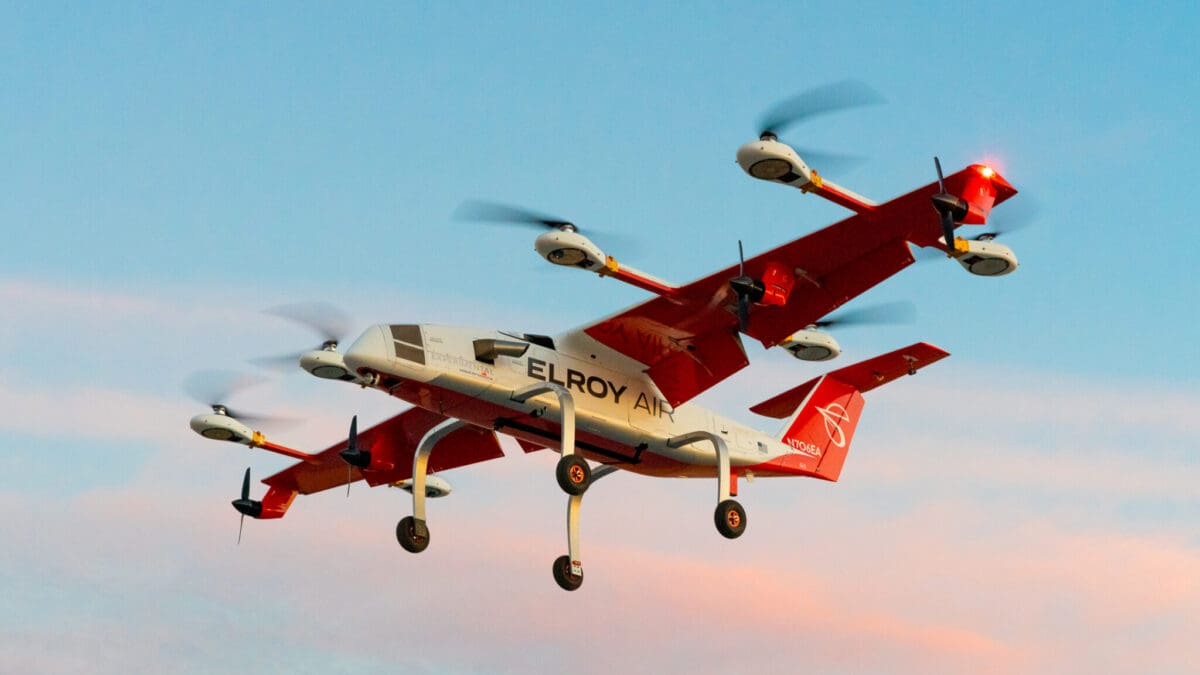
{"left": 2, "top": 3, "right": 1198, "bottom": 674}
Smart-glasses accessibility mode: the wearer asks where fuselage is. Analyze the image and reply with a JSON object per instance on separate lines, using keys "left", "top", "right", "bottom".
{"left": 343, "top": 324, "right": 825, "bottom": 479}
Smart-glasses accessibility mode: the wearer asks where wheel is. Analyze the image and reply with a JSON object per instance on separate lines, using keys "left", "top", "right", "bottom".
{"left": 555, "top": 454, "right": 591, "bottom": 495}
{"left": 552, "top": 554, "right": 583, "bottom": 591}
{"left": 396, "top": 516, "right": 430, "bottom": 553}
{"left": 714, "top": 499, "right": 746, "bottom": 539}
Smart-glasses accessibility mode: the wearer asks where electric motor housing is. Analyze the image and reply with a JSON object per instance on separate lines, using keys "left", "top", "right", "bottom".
{"left": 189, "top": 413, "right": 254, "bottom": 444}
{"left": 300, "top": 349, "right": 354, "bottom": 380}
{"left": 778, "top": 329, "right": 841, "bottom": 361}
{"left": 736, "top": 138, "right": 812, "bottom": 186}
{"left": 534, "top": 230, "right": 607, "bottom": 269}
{"left": 394, "top": 475, "right": 453, "bottom": 498}
{"left": 957, "top": 240, "right": 1019, "bottom": 277}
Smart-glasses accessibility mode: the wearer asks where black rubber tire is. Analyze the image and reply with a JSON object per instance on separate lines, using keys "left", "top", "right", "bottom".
{"left": 552, "top": 554, "right": 583, "bottom": 591}
{"left": 396, "top": 516, "right": 430, "bottom": 553}
{"left": 555, "top": 454, "right": 591, "bottom": 496}
{"left": 714, "top": 499, "right": 747, "bottom": 539}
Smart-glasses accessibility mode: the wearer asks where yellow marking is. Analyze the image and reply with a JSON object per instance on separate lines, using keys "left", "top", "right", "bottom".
{"left": 810, "top": 171, "right": 823, "bottom": 189}
{"left": 946, "top": 237, "right": 971, "bottom": 258}
{"left": 600, "top": 256, "right": 620, "bottom": 276}
{"left": 251, "top": 431, "right": 265, "bottom": 447}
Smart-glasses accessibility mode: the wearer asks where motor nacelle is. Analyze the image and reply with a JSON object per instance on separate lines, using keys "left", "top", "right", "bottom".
{"left": 778, "top": 329, "right": 841, "bottom": 361}
{"left": 956, "top": 239, "right": 1019, "bottom": 277}
{"left": 392, "top": 475, "right": 452, "bottom": 498}
{"left": 190, "top": 412, "right": 254, "bottom": 444}
{"left": 534, "top": 229, "right": 606, "bottom": 270}
{"left": 300, "top": 349, "right": 355, "bottom": 380}
{"left": 736, "top": 136, "right": 813, "bottom": 186}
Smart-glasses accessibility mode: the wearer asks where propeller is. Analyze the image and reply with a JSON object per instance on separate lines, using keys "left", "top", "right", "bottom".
{"left": 231, "top": 467, "right": 263, "bottom": 544}
{"left": 971, "top": 196, "right": 1039, "bottom": 242}
{"left": 338, "top": 415, "right": 370, "bottom": 496}
{"left": 253, "top": 302, "right": 352, "bottom": 370}
{"left": 728, "top": 240, "right": 763, "bottom": 332}
{"left": 454, "top": 200, "right": 636, "bottom": 251}
{"left": 184, "top": 370, "right": 291, "bottom": 427}
{"left": 454, "top": 200, "right": 576, "bottom": 230}
{"left": 758, "top": 80, "right": 886, "bottom": 137}
{"left": 930, "top": 157, "right": 969, "bottom": 253}
{"left": 755, "top": 81, "right": 885, "bottom": 175}
{"left": 812, "top": 301, "right": 918, "bottom": 329}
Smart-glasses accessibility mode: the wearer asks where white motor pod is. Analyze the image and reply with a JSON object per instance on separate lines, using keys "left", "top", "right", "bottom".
{"left": 778, "top": 329, "right": 841, "bottom": 361}
{"left": 190, "top": 412, "right": 254, "bottom": 444}
{"left": 957, "top": 240, "right": 1019, "bottom": 277}
{"left": 300, "top": 349, "right": 353, "bottom": 380}
{"left": 736, "top": 135, "right": 812, "bottom": 186}
{"left": 534, "top": 229, "right": 606, "bottom": 270}
{"left": 392, "top": 475, "right": 453, "bottom": 498}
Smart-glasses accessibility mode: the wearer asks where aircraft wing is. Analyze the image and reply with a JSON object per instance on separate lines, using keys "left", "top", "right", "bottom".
{"left": 262, "top": 407, "right": 504, "bottom": 495}
{"left": 577, "top": 167, "right": 1015, "bottom": 407}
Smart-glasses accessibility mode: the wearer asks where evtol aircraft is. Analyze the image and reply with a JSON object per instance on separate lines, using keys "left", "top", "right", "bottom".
{"left": 189, "top": 83, "right": 1024, "bottom": 590}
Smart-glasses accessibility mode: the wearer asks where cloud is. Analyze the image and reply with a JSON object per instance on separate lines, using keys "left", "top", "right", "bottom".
{"left": 2, "top": 278, "right": 1198, "bottom": 675}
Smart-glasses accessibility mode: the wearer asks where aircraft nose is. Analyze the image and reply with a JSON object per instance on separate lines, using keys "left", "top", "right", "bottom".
{"left": 343, "top": 324, "right": 390, "bottom": 374}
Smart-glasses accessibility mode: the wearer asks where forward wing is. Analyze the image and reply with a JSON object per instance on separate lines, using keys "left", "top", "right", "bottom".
{"left": 263, "top": 407, "right": 504, "bottom": 495}
{"left": 576, "top": 167, "right": 1014, "bottom": 407}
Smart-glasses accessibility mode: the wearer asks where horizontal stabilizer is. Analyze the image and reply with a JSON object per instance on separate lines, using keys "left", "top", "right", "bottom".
{"left": 750, "top": 342, "right": 949, "bottom": 419}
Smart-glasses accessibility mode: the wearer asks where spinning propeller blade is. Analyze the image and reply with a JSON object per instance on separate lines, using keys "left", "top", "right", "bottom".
{"left": 973, "top": 196, "right": 1039, "bottom": 241}
{"left": 184, "top": 371, "right": 293, "bottom": 427}
{"left": 455, "top": 199, "right": 637, "bottom": 252}
{"left": 254, "top": 302, "right": 352, "bottom": 371}
{"left": 454, "top": 200, "right": 574, "bottom": 230}
{"left": 813, "top": 301, "right": 918, "bottom": 329}
{"left": 758, "top": 80, "right": 885, "bottom": 138}
{"left": 265, "top": 302, "right": 350, "bottom": 345}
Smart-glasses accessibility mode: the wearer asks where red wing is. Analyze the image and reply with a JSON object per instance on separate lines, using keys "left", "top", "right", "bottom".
{"left": 578, "top": 167, "right": 1012, "bottom": 407}
{"left": 263, "top": 407, "right": 504, "bottom": 495}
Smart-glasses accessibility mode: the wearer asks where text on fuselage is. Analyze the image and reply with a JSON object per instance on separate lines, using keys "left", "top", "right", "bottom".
{"left": 527, "top": 358, "right": 628, "bottom": 404}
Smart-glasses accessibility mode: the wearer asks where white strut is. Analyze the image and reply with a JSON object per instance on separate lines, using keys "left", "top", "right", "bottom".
{"left": 510, "top": 381, "right": 576, "bottom": 457}
{"left": 668, "top": 430, "right": 747, "bottom": 540}
{"left": 410, "top": 418, "right": 470, "bottom": 536}
{"left": 667, "top": 430, "right": 732, "bottom": 502}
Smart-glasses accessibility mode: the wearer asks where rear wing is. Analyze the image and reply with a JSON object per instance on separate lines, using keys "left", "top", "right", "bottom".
{"left": 750, "top": 342, "right": 950, "bottom": 419}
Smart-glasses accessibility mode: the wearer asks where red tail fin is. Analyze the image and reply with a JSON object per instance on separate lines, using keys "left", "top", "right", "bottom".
{"left": 777, "top": 376, "right": 864, "bottom": 482}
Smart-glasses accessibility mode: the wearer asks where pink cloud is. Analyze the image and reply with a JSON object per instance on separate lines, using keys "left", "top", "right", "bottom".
{"left": 5, "top": 448, "right": 1198, "bottom": 675}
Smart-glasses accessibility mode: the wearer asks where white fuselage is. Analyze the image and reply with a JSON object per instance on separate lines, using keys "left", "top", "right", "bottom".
{"left": 343, "top": 324, "right": 803, "bottom": 478}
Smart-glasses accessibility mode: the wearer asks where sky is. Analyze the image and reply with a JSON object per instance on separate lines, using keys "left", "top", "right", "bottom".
{"left": 1, "top": 2, "right": 1198, "bottom": 673}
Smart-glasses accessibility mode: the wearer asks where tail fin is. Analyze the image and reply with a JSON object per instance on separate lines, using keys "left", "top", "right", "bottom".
{"left": 751, "top": 342, "right": 950, "bottom": 481}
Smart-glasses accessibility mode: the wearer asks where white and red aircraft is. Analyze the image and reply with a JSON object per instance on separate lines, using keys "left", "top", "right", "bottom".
{"left": 189, "top": 84, "right": 1022, "bottom": 590}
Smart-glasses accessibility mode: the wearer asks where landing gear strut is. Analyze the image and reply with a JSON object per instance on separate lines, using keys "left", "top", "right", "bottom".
{"left": 394, "top": 418, "right": 469, "bottom": 555}
{"left": 668, "top": 430, "right": 746, "bottom": 539}
{"left": 510, "top": 381, "right": 599, "bottom": 590}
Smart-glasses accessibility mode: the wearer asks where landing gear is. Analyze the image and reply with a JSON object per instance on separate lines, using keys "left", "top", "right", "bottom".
{"left": 396, "top": 515, "right": 430, "bottom": 553}
{"left": 552, "top": 554, "right": 583, "bottom": 591}
{"left": 389, "top": 418, "right": 468, "bottom": 555}
{"left": 556, "top": 454, "right": 591, "bottom": 495}
{"left": 668, "top": 430, "right": 750, "bottom": 540}
{"left": 714, "top": 499, "right": 746, "bottom": 539}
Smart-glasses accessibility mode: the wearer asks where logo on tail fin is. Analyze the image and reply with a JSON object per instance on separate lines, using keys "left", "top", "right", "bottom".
{"left": 815, "top": 402, "right": 851, "bottom": 448}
